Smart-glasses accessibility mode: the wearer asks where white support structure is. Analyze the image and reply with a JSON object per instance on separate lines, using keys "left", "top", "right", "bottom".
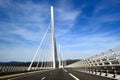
{"left": 27, "top": 22, "right": 51, "bottom": 71}
{"left": 51, "top": 6, "right": 57, "bottom": 68}
{"left": 58, "top": 44, "right": 62, "bottom": 68}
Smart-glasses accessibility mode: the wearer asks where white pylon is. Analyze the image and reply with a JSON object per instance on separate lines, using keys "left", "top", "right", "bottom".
{"left": 51, "top": 6, "right": 57, "bottom": 68}
{"left": 58, "top": 44, "right": 61, "bottom": 68}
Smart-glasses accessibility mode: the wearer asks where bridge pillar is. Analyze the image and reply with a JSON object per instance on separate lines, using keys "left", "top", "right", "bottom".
{"left": 51, "top": 6, "right": 58, "bottom": 68}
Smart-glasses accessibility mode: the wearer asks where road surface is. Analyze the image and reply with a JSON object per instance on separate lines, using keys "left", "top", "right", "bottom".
{"left": 2, "top": 69, "right": 116, "bottom": 80}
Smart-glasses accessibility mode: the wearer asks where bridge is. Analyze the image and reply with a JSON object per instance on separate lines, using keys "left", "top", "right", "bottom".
{"left": 0, "top": 6, "right": 120, "bottom": 80}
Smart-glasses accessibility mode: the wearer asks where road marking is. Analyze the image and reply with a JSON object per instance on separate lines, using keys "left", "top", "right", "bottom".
{"left": 0, "top": 70, "right": 51, "bottom": 80}
{"left": 69, "top": 73, "right": 80, "bottom": 80}
{"left": 64, "top": 69, "right": 68, "bottom": 72}
{"left": 63, "top": 69, "right": 68, "bottom": 72}
{"left": 0, "top": 70, "right": 48, "bottom": 79}
{"left": 7, "top": 73, "right": 36, "bottom": 80}
{"left": 41, "top": 77, "right": 46, "bottom": 80}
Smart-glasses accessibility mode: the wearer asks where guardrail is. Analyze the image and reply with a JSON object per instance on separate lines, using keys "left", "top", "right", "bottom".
{"left": 0, "top": 66, "right": 34, "bottom": 72}
{"left": 66, "top": 46, "right": 120, "bottom": 79}
{"left": 0, "top": 66, "right": 53, "bottom": 73}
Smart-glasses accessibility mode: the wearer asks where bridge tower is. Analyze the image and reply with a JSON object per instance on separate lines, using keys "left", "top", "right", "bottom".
{"left": 51, "top": 6, "right": 58, "bottom": 68}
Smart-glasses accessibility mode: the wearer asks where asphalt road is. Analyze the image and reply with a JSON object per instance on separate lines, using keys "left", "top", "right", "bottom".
{"left": 66, "top": 68, "right": 116, "bottom": 80}
{"left": 2, "top": 68, "right": 116, "bottom": 80}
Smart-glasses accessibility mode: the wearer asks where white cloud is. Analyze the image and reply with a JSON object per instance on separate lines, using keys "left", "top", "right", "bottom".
{"left": 58, "top": 31, "right": 120, "bottom": 59}
{"left": 55, "top": 8, "right": 81, "bottom": 37}
{"left": 0, "top": 47, "right": 36, "bottom": 62}
{"left": 94, "top": 0, "right": 120, "bottom": 13}
{"left": 57, "top": 9, "right": 80, "bottom": 21}
{"left": 57, "top": 1, "right": 120, "bottom": 59}
{"left": 0, "top": 0, "right": 50, "bottom": 43}
{"left": 0, "top": 1, "right": 52, "bottom": 62}
{"left": 11, "top": 26, "right": 43, "bottom": 41}
{"left": 0, "top": 0, "right": 11, "bottom": 8}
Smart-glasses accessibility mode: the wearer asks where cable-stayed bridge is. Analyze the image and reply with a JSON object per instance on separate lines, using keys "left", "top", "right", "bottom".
{"left": 0, "top": 6, "right": 120, "bottom": 80}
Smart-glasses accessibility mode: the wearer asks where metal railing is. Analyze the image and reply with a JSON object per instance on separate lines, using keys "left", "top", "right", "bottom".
{"left": 66, "top": 46, "right": 120, "bottom": 79}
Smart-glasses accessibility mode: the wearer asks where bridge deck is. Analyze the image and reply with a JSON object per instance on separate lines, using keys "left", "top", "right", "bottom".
{"left": 0, "top": 69, "right": 116, "bottom": 80}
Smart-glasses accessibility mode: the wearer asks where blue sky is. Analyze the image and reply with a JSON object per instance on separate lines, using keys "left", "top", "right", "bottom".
{"left": 0, "top": 0, "right": 120, "bottom": 62}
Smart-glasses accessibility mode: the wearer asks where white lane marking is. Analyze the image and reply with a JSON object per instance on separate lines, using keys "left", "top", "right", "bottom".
{"left": 41, "top": 77, "right": 46, "bottom": 80}
{"left": 64, "top": 69, "right": 68, "bottom": 72}
{"left": 0, "top": 70, "right": 51, "bottom": 79}
{"left": 7, "top": 74, "right": 33, "bottom": 80}
{"left": 69, "top": 73, "right": 80, "bottom": 80}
